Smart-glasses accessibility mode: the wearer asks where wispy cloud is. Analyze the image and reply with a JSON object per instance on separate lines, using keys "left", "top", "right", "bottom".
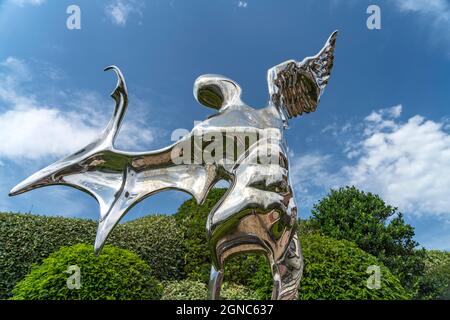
{"left": 8, "top": 0, "right": 46, "bottom": 6}
{"left": 290, "top": 153, "right": 340, "bottom": 208}
{"left": 291, "top": 105, "right": 450, "bottom": 219}
{"left": 392, "top": 0, "right": 450, "bottom": 16}
{"left": 0, "top": 57, "right": 154, "bottom": 162}
{"left": 105, "top": 0, "right": 145, "bottom": 27}
{"left": 391, "top": 0, "right": 450, "bottom": 53}
{"left": 238, "top": 1, "right": 248, "bottom": 8}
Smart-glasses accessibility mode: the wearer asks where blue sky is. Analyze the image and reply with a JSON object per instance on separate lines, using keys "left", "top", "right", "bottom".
{"left": 0, "top": 0, "right": 449, "bottom": 250}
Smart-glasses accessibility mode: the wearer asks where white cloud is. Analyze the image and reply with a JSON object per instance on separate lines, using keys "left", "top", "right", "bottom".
{"left": 345, "top": 106, "right": 450, "bottom": 218}
{"left": 105, "top": 0, "right": 144, "bottom": 26}
{"left": 0, "top": 57, "right": 31, "bottom": 83}
{"left": 0, "top": 57, "right": 154, "bottom": 161}
{"left": 393, "top": 0, "right": 449, "bottom": 16}
{"left": 391, "top": 0, "right": 450, "bottom": 52}
{"left": 8, "top": 0, "right": 46, "bottom": 6}
{"left": 291, "top": 105, "right": 450, "bottom": 219}
{"left": 238, "top": 1, "right": 248, "bottom": 8}
{"left": 0, "top": 107, "right": 100, "bottom": 160}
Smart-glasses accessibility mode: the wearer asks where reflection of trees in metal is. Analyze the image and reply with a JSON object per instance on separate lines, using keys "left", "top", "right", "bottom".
{"left": 9, "top": 31, "right": 337, "bottom": 300}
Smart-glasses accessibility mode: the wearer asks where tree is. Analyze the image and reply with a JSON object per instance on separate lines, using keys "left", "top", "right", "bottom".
{"left": 311, "top": 186, "right": 426, "bottom": 294}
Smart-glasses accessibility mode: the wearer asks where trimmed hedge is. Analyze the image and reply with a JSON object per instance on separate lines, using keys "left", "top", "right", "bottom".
{"left": 0, "top": 213, "right": 184, "bottom": 298}
{"left": 0, "top": 213, "right": 96, "bottom": 298}
{"left": 161, "top": 280, "right": 259, "bottom": 300}
{"left": 11, "top": 244, "right": 162, "bottom": 300}
{"left": 109, "top": 215, "right": 185, "bottom": 281}
{"left": 248, "top": 234, "right": 411, "bottom": 300}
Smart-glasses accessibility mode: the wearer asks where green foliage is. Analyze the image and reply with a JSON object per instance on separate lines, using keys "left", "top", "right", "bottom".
{"left": 11, "top": 244, "right": 162, "bottom": 300}
{"left": 1, "top": 186, "right": 433, "bottom": 301}
{"left": 423, "top": 250, "right": 450, "bottom": 269}
{"left": 298, "top": 218, "right": 321, "bottom": 236}
{"left": 174, "top": 188, "right": 226, "bottom": 282}
{"left": 223, "top": 254, "right": 266, "bottom": 287}
{"left": 173, "top": 190, "right": 409, "bottom": 300}
{"left": 173, "top": 188, "right": 265, "bottom": 285}
{"left": 0, "top": 213, "right": 184, "bottom": 298}
{"left": 310, "top": 186, "right": 426, "bottom": 293}
{"left": 0, "top": 213, "right": 96, "bottom": 299}
{"left": 162, "top": 280, "right": 207, "bottom": 300}
{"left": 109, "top": 215, "right": 185, "bottom": 280}
{"left": 161, "top": 280, "right": 258, "bottom": 300}
{"left": 248, "top": 234, "right": 411, "bottom": 300}
{"left": 417, "top": 250, "right": 450, "bottom": 300}
{"left": 221, "top": 282, "right": 260, "bottom": 300}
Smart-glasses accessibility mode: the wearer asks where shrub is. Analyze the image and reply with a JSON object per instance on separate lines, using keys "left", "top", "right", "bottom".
{"left": 174, "top": 188, "right": 265, "bottom": 285}
{"left": 417, "top": 250, "right": 450, "bottom": 300}
{"left": 311, "top": 186, "right": 426, "bottom": 293}
{"left": 109, "top": 215, "right": 185, "bottom": 281}
{"left": 162, "top": 280, "right": 207, "bottom": 300}
{"left": 174, "top": 188, "right": 226, "bottom": 282}
{"left": 221, "top": 283, "right": 260, "bottom": 300}
{"left": 248, "top": 234, "right": 411, "bottom": 300}
{"left": 423, "top": 250, "right": 450, "bottom": 269}
{"left": 0, "top": 213, "right": 184, "bottom": 298}
{"left": 11, "top": 244, "right": 162, "bottom": 300}
{"left": 161, "top": 280, "right": 258, "bottom": 300}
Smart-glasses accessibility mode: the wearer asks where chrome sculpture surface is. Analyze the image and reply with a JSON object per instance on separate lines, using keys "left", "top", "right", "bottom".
{"left": 9, "top": 31, "right": 337, "bottom": 300}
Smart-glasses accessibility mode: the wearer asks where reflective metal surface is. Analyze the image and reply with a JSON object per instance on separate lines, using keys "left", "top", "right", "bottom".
{"left": 9, "top": 31, "right": 337, "bottom": 300}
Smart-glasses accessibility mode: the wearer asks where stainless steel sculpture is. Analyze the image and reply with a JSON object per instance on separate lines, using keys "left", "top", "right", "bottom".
{"left": 9, "top": 31, "right": 337, "bottom": 300}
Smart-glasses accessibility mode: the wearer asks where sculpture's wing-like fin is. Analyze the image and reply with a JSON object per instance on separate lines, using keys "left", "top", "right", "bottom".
{"left": 9, "top": 66, "right": 129, "bottom": 199}
{"left": 9, "top": 65, "right": 218, "bottom": 254}
{"left": 267, "top": 31, "right": 337, "bottom": 121}
{"left": 92, "top": 160, "right": 217, "bottom": 253}
{"left": 102, "top": 65, "right": 129, "bottom": 147}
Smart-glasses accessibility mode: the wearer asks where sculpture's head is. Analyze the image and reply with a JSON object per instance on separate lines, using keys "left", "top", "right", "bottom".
{"left": 193, "top": 74, "right": 243, "bottom": 112}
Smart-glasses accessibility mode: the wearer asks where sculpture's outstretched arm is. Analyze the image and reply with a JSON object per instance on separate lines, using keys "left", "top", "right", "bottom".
{"left": 9, "top": 66, "right": 217, "bottom": 253}
{"left": 267, "top": 31, "right": 338, "bottom": 122}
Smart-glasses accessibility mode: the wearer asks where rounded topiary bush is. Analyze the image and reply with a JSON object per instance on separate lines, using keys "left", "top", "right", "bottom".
{"left": 161, "top": 280, "right": 259, "bottom": 300}
{"left": 248, "top": 234, "right": 411, "bottom": 300}
{"left": 11, "top": 244, "right": 162, "bottom": 300}
{"left": 298, "top": 234, "right": 410, "bottom": 300}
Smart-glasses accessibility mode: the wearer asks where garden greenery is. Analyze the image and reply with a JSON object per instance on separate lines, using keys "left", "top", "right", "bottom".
{"left": 11, "top": 244, "right": 162, "bottom": 300}
{"left": 161, "top": 280, "right": 259, "bottom": 300}
{"left": 0, "top": 213, "right": 183, "bottom": 298}
{"left": 1, "top": 187, "right": 447, "bottom": 300}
